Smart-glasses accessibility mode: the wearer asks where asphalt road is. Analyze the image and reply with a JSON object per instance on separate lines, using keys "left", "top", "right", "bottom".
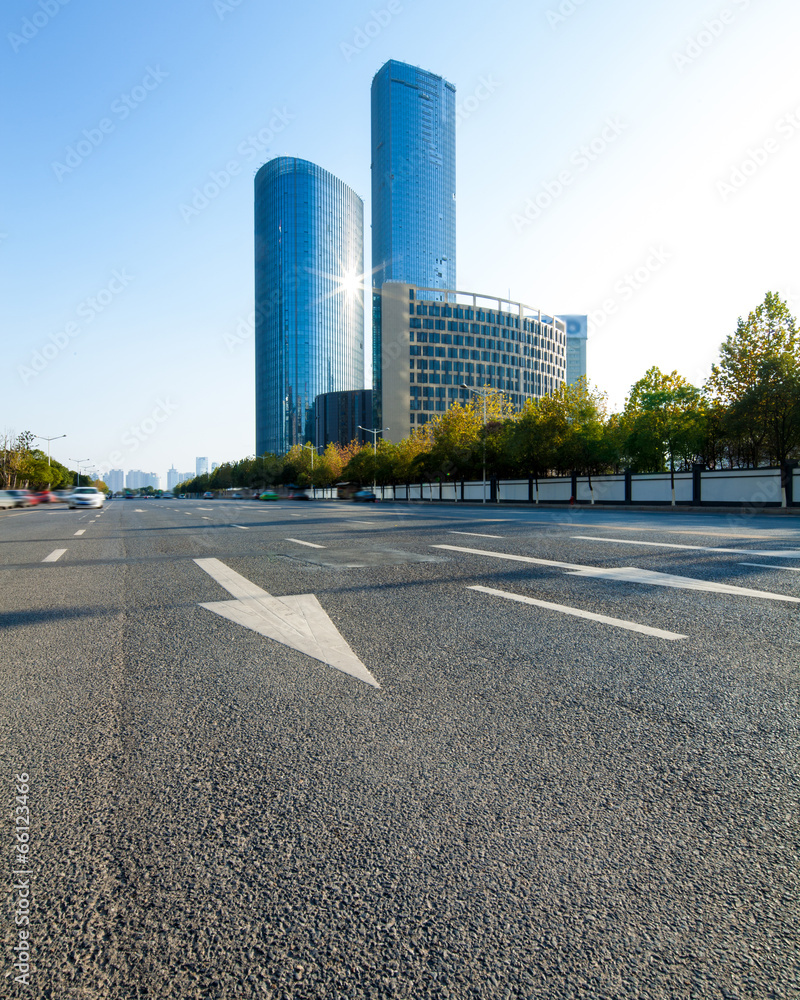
{"left": 2, "top": 498, "right": 799, "bottom": 999}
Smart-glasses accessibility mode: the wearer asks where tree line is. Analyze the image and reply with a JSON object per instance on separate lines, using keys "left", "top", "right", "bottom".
{"left": 0, "top": 431, "right": 101, "bottom": 491}
{"left": 175, "top": 291, "right": 796, "bottom": 493}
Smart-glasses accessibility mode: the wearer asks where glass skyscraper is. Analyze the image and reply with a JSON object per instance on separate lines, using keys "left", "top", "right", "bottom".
{"left": 371, "top": 60, "right": 456, "bottom": 431}
{"left": 370, "top": 60, "right": 456, "bottom": 291}
{"left": 255, "top": 157, "right": 364, "bottom": 456}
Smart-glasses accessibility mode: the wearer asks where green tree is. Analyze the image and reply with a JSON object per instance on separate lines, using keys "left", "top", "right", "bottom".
{"left": 622, "top": 368, "right": 705, "bottom": 501}
{"left": 707, "top": 291, "right": 799, "bottom": 405}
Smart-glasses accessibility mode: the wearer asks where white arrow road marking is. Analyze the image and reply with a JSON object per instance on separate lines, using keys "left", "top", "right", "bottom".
{"left": 193, "top": 558, "right": 379, "bottom": 688}
{"left": 432, "top": 544, "right": 800, "bottom": 604}
{"left": 572, "top": 536, "right": 800, "bottom": 558}
{"left": 469, "top": 586, "right": 687, "bottom": 640}
{"left": 42, "top": 549, "right": 67, "bottom": 562}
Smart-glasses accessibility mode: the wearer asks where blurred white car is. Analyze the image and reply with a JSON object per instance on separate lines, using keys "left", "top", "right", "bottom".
{"left": 68, "top": 487, "right": 105, "bottom": 509}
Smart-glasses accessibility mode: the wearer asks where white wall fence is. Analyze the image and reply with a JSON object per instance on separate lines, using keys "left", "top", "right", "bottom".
{"left": 315, "top": 465, "right": 800, "bottom": 508}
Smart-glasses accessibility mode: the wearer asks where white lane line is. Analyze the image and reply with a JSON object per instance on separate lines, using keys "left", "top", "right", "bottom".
{"left": 73, "top": 529, "right": 85, "bottom": 536}
{"left": 198, "top": 507, "right": 214, "bottom": 511}
{"left": 289, "top": 513, "right": 305, "bottom": 517}
{"left": 286, "top": 538, "right": 326, "bottom": 548}
{"left": 232, "top": 524, "right": 249, "bottom": 530}
{"left": 572, "top": 535, "right": 800, "bottom": 558}
{"left": 134, "top": 508, "right": 146, "bottom": 512}
{"left": 470, "top": 586, "right": 687, "bottom": 640}
{"left": 450, "top": 530, "right": 504, "bottom": 539}
{"left": 201, "top": 516, "right": 212, "bottom": 520}
{"left": 42, "top": 549, "right": 67, "bottom": 562}
{"left": 740, "top": 562, "right": 800, "bottom": 573}
{"left": 431, "top": 544, "right": 800, "bottom": 603}
{"left": 350, "top": 520, "right": 378, "bottom": 525}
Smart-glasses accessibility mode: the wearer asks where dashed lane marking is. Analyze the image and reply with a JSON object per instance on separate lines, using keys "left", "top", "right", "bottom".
{"left": 469, "top": 586, "right": 687, "bottom": 640}
{"left": 232, "top": 524, "right": 249, "bottom": 530}
{"left": 449, "top": 530, "right": 504, "bottom": 539}
{"left": 286, "top": 538, "right": 326, "bottom": 548}
{"left": 740, "top": 562, "right": 800, "bottom": 573}
{"left": 73, "top": 530, "right": 85, "bottom": 536}
{"left": 431, "top": 544, "right": 800, "bottom": 603}
{"left": 42, "top": 549, "right": 67, "bottom": 562}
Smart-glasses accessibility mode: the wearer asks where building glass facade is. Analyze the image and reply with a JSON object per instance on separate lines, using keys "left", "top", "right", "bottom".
{"left": 255, "top": 157, "right": 364, "bottom": 456}
{"left": 376, "top": 284, "right": 567, "bottom": 442}
{"left": 371, "top": 61, "right": 456, "bottom": 291}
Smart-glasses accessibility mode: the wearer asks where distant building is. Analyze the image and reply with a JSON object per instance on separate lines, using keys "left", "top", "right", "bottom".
{"left": 371, "top": 60, "right": 456, "bottom": 291}
{"left": 196, "top": 457, "right": 208, "bottom": 477}
{"left": 559, "top": 314, "right": 588, "bottom": 385}
{"left": 314, "top": 390, "right": 374, "bottom": 448}
{"left": 126, "top": 470, "right": 159, "bottom": 490}
{"left": 167, "top": 467, "right": 181, "bottom": 491}
{"left": 255, "top": 156, "right": 364, "bottom": 455}
{"left": 375, "top": 283, "right": 567, "bottom": 442}
{"left": 106, "top": 469, "right": 124, "bottom": 492}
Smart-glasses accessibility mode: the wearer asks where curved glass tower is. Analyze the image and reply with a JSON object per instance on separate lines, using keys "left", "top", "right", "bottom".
{"left": 371, "top": 60, "right": 456, "bottom": 291}
{"left": 255, "top": 157, "right": 364, "bottom": 456}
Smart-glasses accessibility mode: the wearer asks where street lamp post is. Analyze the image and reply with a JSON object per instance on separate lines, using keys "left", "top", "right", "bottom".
{"left": 302, "top": 443, "right": 320, "bottom": 498}
{"left": 34, "top": 433, "right": 66, "bottom": 488}
{"left": 358, "top": 425, "right": 389, "bottom": 495}
{"left": 69, "top": 458, "right": 90, "bottom": 489}
{"left": 461, "top": 384, "right": 496, "bottom": 504}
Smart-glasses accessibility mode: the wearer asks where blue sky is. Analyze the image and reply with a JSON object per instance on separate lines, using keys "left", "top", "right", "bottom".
{"left": 3, "top": 0, "right": 798, "bottom": 484}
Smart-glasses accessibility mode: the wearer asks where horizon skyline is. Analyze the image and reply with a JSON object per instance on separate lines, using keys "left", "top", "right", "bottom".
{"left": 4, "top": 0, "right": 798, "bottom": 483}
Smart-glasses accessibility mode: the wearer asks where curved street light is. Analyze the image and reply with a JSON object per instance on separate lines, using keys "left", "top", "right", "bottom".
{"left": 461, "top": 384, "right": 498, "bottom": 504}
{"left": 34, "top": 433, "right": 66, "bottom": 488}
{"left": 358, "top": 425, "right": 389, "bottom": 495}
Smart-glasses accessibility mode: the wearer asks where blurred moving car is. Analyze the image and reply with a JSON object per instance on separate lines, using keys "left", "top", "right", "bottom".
{"left": 32, "top": 491, "right": 58, "bottom": 504}
{"left": 0, "top": 491, "right": 19, "bottom": 509}
{"left": 202, "top": 491, "right": 214, "bottom": 499}
{"left": 68, "top": 487, "right": 105, "bottom": 509}
{"left": 352, "top": 489, "right": 378, "bottom": 502}
{"left": 288, "top": 489, "right": 312, "bottom": 500}
{"left": 6, "top": 489, "right": 34, "bottom": 507}
{"left": 258, "top": 490, "right": 278, "bottom": 501}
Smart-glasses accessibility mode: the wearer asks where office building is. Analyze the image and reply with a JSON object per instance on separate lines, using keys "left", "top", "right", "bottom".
{"left": 559, "top": 314, "right": 588, "bottom": 385}
{"left": 371, "top": 60, "right": 456, "bottom": 291}
{"left": 375, "top": 283, "right": 567, "bottom": 442}
{"left": 196, "top": 457, "right": 208, "bottom": 477}
{"left": 167, "top": 467, "right": 181, "bottom": 491}
{"left": 255, "top": 157, "right": 364, "bottom": 455}
{"left": 314, "top": 389, "right": 374, "bottom": 448}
